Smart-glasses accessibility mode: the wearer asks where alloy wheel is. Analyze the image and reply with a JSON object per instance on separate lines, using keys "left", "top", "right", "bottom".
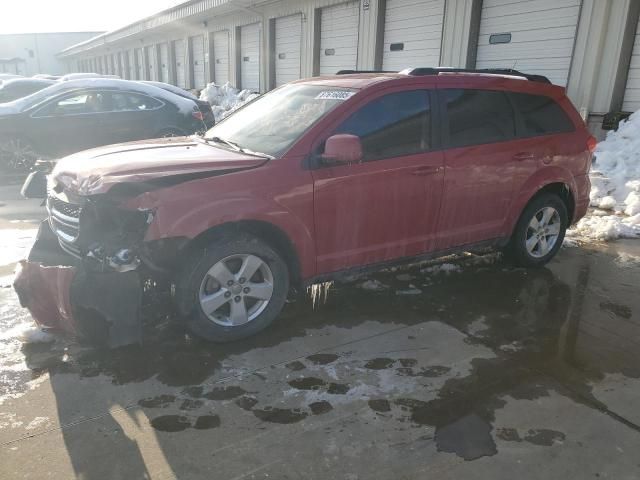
{"left": 198, "top": 254, "right": 274, "bottom": 327}
{"left": 525, "top": 207, "right": 561, "bottom": 258}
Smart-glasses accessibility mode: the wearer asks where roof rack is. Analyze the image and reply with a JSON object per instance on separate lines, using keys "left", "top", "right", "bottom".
{"left": 335, "top": 70, "right": 396, "bottom": 75}
{"left": 400, "top": 67, "right": 551, "bottom": 84}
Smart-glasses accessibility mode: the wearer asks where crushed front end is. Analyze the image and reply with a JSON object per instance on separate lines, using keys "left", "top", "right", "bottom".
{"left": 13, "top": 182, "right": 156, "bottom": 347}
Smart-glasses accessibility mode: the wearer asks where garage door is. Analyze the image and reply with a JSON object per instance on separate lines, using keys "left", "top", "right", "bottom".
{"left": 382, "top": 0, "right": 445, "bottom": 71}
{"left": 622, "top": 17, "right": 640, "bottom": 112}
{"left": 173, "top": 39, "right": 186, "bottom": 88}
{"left": 190, "top": 35, "right": 206, "bottom": 89}
{"left": 117, "top": 52, "right": 124, "bottom": 78}
{"left": 475, "top": 0, "right": 581, "bottom": 86}
{"left": 127, "top": 51, "right": 135, "bottom": 79}
{"left": 159, "top": 43, "right": 170, "bottom": 83}
{"left": 240, "top": 23, "right": 261, "bottom": 91}
{"left": 135, "top": 48, "right": 144, "bottom": 80}
{"left": 319, "top": 2, "right": 360, "bottom": 75}
{"left": 145, "top": 45, "right": 156, "bottom": 80}
{"left": 275, "top": 14, "right": 302, "bottom": 86}
{"left": 212, "top": 30, "right": 230, "bottom": 85}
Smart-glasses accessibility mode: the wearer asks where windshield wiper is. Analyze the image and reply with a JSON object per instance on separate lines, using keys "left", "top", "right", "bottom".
{"left": 204, "top": 136, "right": 274, "bottom": 159}
{"left": 205, "top": 136, "right": 244, "bottom": 152}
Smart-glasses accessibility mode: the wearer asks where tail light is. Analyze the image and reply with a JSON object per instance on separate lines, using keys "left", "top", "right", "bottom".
{"left": 587, "top": 135, "right": 597, "bottom": 153}
{"left": 192, "top": 110, "right": 204, "bottom": 121}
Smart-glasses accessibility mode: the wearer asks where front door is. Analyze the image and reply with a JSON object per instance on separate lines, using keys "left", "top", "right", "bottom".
{"left": 312, "top": 89, "right": 444, "bottom": 275}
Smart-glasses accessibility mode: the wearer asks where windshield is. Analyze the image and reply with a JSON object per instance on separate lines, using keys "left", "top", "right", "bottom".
{"left": 5, "top": 82, "right": 66, "bottom": 111}
{"left": 204, "top": 84, "right": 356, "bottom": 157}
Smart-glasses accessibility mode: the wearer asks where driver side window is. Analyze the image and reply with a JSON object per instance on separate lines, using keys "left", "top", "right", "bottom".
{"left": 332, "top": 90, "right": 432, "bottom": 162}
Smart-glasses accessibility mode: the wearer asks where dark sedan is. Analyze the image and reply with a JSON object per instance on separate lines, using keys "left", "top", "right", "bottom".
{"left": 0, "top": 78, "right": 56, "bottom": 103}
{"left": 0, "top": 78, "right": 207, "bottom": 170}
{"left": 140, "top": 81, "right": 215, "bottom": 129}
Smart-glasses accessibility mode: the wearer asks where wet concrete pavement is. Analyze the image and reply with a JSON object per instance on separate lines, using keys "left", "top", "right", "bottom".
{"left": 1, "top": 187, "right": 640, "bottom": 479}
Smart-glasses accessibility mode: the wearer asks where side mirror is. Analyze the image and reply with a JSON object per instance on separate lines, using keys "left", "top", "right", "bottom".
{"left": 322, "top": 134, "right": 363, "bottom": 166}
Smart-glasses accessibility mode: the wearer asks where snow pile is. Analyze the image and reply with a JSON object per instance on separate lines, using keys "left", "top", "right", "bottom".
{"left": 199, "top": 82, "right": 260, "bottom": 122}
{"left": 567, "top": 111, "right": 640, "bottom": 241}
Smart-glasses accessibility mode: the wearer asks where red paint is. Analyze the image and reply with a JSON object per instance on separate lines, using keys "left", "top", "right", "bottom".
{"left": 13, "top": 261, "right": 77, "bottom": 334}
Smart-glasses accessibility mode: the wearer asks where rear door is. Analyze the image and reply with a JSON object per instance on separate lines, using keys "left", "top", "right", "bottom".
{"left": 312, "top": 87, "right": 444, "bottom": 274}
{"left": 436, "top": 87, "right": 519, "bottom": 249}
{"left": 105, "top": 91, "right": 165, "bottom": 142}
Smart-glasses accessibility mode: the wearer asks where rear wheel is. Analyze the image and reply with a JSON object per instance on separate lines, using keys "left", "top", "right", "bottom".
{"left": 507, "top": 193, "right": 568, "bottom": 267}
{"left": 175, "top": 235, "right": 289, "bottom": 342}
{"left": 0, "top": 138, "right": 39, "bottom": 172}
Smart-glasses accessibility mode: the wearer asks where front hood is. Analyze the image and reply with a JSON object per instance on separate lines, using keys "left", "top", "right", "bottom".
{"left": 52, "top": 137, "right": 269, "bottom": 195}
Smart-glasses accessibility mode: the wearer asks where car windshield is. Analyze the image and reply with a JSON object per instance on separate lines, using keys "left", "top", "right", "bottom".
{"left": 204, "top": 84, "right": 356, "bottom": 157}
{"left": 6, "top": 82, "right": 67, "bottom": 111}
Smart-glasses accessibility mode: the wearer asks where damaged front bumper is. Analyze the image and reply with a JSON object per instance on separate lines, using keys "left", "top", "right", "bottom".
{"left": 13, "top": 221, "right": 143, "bottom": 347}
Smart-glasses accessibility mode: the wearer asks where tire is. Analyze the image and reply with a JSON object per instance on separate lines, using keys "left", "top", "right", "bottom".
{"left": 507, "top": 193, "right": 568, "bottom": 268}
{"left": 175, "top": 234, "right": 289, "bottom": 342}
{"left": 0, "top": 138, "right": 39, "bottom": 172}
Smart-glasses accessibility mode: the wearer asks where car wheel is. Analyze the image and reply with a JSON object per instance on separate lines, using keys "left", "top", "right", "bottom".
{"left": 0, "top": 138, "right": 39, "bottom": 172}
{"left": 507, "top": 193, "right": 568, "bottom": 267}
{"left": 175, "top": 234, "right": 289, "bottom": 342}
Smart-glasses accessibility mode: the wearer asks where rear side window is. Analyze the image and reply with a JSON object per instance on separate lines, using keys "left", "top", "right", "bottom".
{"left": 111, "top": 92, "right": 163, "bottom": 111}
{"left": 333, "top": 90, "right": 431, "bottom": 161}
{"left": 443, "top": 89, "right": 515, "bottom": 148}
{"left": 510, "top": 92, "right": 575, "bottom": 136}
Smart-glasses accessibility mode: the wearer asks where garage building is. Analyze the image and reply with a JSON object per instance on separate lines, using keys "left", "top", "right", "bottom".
{"left": 59, "top": 0, "right": 640, "bottom": 137}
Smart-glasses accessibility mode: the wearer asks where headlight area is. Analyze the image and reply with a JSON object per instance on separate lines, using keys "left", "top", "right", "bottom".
{"left": 75, "top": 199, "right": 156, "bottom": 274}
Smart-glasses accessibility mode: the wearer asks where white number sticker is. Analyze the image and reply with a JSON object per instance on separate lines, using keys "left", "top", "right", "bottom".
{"left": 315, "top": 90, "right": 356, "bottom": 101}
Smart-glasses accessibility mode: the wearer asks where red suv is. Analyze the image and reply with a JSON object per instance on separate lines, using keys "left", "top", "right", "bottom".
{"left": 14, "top": 68, "right": 594, "bottom": 347}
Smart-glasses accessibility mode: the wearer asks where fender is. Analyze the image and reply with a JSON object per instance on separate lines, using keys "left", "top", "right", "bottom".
{"left": 129, "top": 177, "right": 317, "bottom": 279}
{"left": 504, "top": 165, "right": 578, "bottom": 235}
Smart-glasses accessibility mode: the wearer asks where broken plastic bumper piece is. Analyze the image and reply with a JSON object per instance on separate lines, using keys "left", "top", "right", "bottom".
{"left": 13, "top": 221, "right": 143, "bottom": 347}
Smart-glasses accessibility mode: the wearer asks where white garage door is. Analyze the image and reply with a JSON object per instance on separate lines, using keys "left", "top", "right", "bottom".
{"left": 319, "top": 2, "right": 360, "bottom": 75}
{"left": 382, "top": 0, "right": 445, "bottom": 71}
{"left": 135, "top": 48, "right": 144, "bottom": 80}
{"left": 190, "top": 35, "right": 206, "bottom": 89}
{"left": 212, "top": 30, "right": 230, "bottom": 85}
{"left": 622, "top": 18, "right": 640, "bottom": 112}
{"left": 173, "top": 39, "right": 186, "bottom": 88}
{"left": 240, "top": 23, "right": 261, "bottom": 91}
{"left": 118, "top": 52, "right": 125, "bottom": 78}
{"left": 476, "top": 0, "right": 581, "bottom": 86}
{"left": 145, "top": 45, "right": 156, "bottom": 80}
{"left": 127, "top": 51, "right": 135, "bottom": 79}
{"left": 275, "top": 14, "right": 302, "bottom": 86}
{"left": 159, "top": 43, "right": 170, "bottom": 83}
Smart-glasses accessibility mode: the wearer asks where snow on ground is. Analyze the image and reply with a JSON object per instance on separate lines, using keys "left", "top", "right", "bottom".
{"left": 567, "top": 111, "right": 640, "bottom": 242}
{"left": 0, "top": 229, "right": 37, "bottom": 268}
{"left": 199, "top": 82, "right": 260, "bottom": 122}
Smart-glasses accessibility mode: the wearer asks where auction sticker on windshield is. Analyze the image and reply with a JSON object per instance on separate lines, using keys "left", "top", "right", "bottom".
{"left": 315, "top": 91, "right": 355, "bottom": 100}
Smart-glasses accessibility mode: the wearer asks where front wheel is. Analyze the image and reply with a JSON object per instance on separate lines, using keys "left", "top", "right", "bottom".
{"left": 175, "top": 235, "right": 289, "bottom": 342}
{"left": 507, "top": 193, "right": 568, "bottom": 267}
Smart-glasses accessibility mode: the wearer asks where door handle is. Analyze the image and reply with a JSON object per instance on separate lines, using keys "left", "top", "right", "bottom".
{"left": 411, "top": 166, "right": 442, "bottom": 176}
{"left": 514, "top": 152, "right": 535, "bottom": 161}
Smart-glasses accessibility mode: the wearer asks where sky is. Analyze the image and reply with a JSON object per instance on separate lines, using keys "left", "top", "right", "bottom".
{"left": 0, "top": 0, "right": 186, "bottom": 34}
